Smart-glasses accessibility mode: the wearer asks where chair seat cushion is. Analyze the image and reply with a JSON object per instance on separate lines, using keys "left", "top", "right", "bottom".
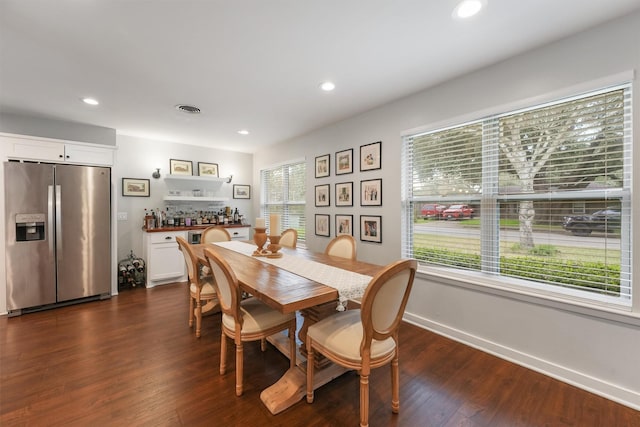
{"left": 307, "top": 309, "right": 395, "bottom": 362}
{"left": 190, "top": 279, "right": 216, "bottom": 299}
{"left": 222, "top": 298, "right": 295, "bottom": 334}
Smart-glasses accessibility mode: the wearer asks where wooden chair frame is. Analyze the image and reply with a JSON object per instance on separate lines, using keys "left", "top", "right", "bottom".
{"left": 306, "top": 259, "right": 417, "bottom": 427}
{"left": 176, "top": 236, "right": 219, "bottom": 338}
{"left": 324, "top": 234, "right": 357, "bottom": 260}
{"left": 279, "top": 228, "right": 298, "bottom": 249}
{"left": 204, "top": 247, "right": 297, "bottom": 396}
{"left": 201, "top": 226, "right": 232, "bottom": 243}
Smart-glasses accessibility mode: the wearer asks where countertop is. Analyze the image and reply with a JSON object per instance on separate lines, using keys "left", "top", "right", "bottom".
{"left": 142, "top": 224, "right": 250, "bottom": 233}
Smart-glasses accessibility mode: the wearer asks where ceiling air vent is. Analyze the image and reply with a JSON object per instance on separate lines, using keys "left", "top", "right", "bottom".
{"left": 175, "top": 104, "right": 201, "bottom": 114}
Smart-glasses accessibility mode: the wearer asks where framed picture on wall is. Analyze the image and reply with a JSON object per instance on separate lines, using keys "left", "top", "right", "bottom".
{"left": 360, "top": 215, "right": 382, "bottom": 243}
{"left": 315, "top": 154, "right": 330, "bottom": 178}
{"left": 336, "top": 214, "right": 353, "bottom": 236}
{"left": 198, "top": 162, "right": 219, "bottom": 177}
{"left": 315, "top": 184, "right": 330, "bottom": 207}
{"left": 170, "top": 159, "right": 193, "bottom": 175}
{"left": 335, "top": 148, "right": 353, "bottom": 175}
{"left": 122, "top": 178, "right": 150, "bottom": 197}
{"left": 315, "top": 214, "right": 330, "bottom": 237}
{"left": 360, "top": 178, "right": 382, "bottom": 206}
{"left": 360, "top": 141, "right": 381, "bottom": 171}
{"left": 335, "top": 182, "right": 353, "bottom": 207}
{"left": 233, "top": 184, "right": 251, "bottom": 199}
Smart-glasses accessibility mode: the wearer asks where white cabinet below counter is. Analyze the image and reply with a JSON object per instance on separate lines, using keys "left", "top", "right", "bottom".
{"left": 142, "top": 230, "right": 187, "bottom": 288}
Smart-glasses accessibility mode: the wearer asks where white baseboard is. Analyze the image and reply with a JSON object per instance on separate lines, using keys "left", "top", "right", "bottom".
{"left": 403, "top": 311, "right": 640, "bottom": 411}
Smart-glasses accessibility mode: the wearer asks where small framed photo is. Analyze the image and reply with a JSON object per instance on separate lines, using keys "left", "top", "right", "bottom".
{"left": 360, "top": 215, "right": 382, "bottom": 243}
{"left": 336, "top": 214, "right": 353, "bottom": 236}
{"left": 315, "top": 184, "right": 330, "bottom": 207}
{"left": 233, "top": 184, "right": 251, "bottom": 199}
{"left": 170, "top": 159, "right": 193, "bottom": 175}
{"left": 335, "top": 182, "right": 353, "bottom": 207}
{"left": 360, "top": 141, "right": 381, "bottom": 171}
{"left": 198, "top": 162, "right": 219, "bottom": 177}
{"left": 315, "top": 154, "right": 330, "bottom": 178}
{"left": 122, "top": 178, "right": 150, "bottom": 197}
{"left": 335, "top": 148, "right": 353, "bottom": 175}
{"left": 360, "top": 178, "right": 382, "bottom": 206}
{"left": 315, "top": 214, "right": 330, "bottom": 237}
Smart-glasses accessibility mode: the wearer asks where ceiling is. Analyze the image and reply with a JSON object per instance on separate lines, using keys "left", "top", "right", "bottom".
{"left": 2, "top": 1, "right": 640, "bottom": 153}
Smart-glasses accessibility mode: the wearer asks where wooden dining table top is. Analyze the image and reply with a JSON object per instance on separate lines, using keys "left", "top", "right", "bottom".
{"left": 191, "top": 242, "right": 384, "bottom": 314}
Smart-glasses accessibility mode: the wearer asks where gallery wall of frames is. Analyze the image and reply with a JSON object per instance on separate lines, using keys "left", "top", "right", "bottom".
{"left": 314, "top": 141, "right": 382, "bottom": 243}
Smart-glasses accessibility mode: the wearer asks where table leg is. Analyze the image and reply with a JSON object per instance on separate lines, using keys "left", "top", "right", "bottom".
{"left": 261, "top": 300, "right": 348, "bottom": 415}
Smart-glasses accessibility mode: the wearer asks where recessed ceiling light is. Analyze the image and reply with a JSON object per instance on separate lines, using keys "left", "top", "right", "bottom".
{"left": 175, "top": 104, "right": 201, "bottom": 114}
{"left": 319, "top": 81, "right": 335, "bottom": 92}
{"left": 82, "top": 97, "right": 99, "bottom": 106}
{"left": 238, "top": 130, "right": 250, "bottom": 135}
{"left": 453, "top": 0, "right": 484, "bottom": 19}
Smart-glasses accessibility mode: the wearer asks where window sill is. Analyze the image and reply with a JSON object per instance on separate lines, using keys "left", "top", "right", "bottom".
{"left": 416, "top": 265, "right": 640, "bottom": 327}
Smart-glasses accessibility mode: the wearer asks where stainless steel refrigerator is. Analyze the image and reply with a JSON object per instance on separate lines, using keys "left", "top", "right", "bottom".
{"left": 4, "top": 162, "right": 111, "bottom": 315}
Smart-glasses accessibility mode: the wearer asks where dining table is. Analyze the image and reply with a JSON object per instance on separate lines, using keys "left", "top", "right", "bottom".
{"left": 191, "top": 240, "right": 384, "bottom": 414}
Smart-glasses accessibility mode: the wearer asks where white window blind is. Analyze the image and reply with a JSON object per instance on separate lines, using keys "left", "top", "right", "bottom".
{"left": 260, "top": 160, "right": 306, "bottom": 241}
{"left": 403, "top": 84, "right": 632, "bottom": 303}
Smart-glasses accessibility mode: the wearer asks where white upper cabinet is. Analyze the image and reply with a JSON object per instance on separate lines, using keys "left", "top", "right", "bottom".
{"left": 2, "top": 133, "right": 115, "bottom": 166}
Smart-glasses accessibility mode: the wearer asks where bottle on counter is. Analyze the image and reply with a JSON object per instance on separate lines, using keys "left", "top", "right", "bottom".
{"left": 233, "top": 208, "right": 239, "bottom": 224}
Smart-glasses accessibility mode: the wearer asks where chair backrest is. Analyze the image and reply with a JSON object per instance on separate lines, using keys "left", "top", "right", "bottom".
{"left": 176, "top": 236, "right": 198, "bottom": 282}
{"left": 202, "top": 226, "right": 231, "bottom": 244}
{"left": 203, "top": 247, "right": 242, "bottom": 322}
{"left": 360, "top": 259, "right": 417, "bottom": 347}
{"left": 325, "top": 235, "right": 356, "bottom": 260}
{"left": 279, "top": 228, "right": 298, "bottom": 249}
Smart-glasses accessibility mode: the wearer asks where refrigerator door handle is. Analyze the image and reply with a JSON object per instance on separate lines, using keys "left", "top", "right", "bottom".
{"left": 48, "top": 185, "right": 55, "bottom": 254}
{"left": 56, "top": 184, "right": 62, "bottom": 261}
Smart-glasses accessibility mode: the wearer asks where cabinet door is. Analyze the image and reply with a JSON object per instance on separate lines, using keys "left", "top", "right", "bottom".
{"left": 148, "top": 244, "right": 185, "bottom": 282}
{"left": 8, "top": 139, "right": 65, "bottom": 162}
{"left": 228, "top": 227, "right": 250, "bottom": 241}
{"left": 64, "top": 144, "right": 114, "bottom": 166}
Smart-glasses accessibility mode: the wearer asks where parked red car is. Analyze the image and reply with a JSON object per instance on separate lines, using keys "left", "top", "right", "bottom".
{"left": 420, "top": 204, "right": 447, "bottom": 219}
{"left": 442, "top": 204, "right": 474, "bottom": 219}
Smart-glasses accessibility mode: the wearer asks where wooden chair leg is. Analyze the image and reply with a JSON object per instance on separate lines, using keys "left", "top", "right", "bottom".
{"left": 220, "top": 330, "right": 227, "bottom": 375}
{"left": 306, "top": 338, "right": 314, "bottom": 403}
{"left": 195, "top": 300, "right": 202, "bottom": 338}
{"left": 360, "top": 373, "right": 370, "bottom": 427}
{"left": 391, "top": 353, "right": 399, "bottom": 413}
{"left": 260, "top": 338, "right": 267, "bottom": 351}
{"left": 236, "top": 341, "right": 244, "bottom": 396}
{"left": 188, "top": 296, "right": 194, "bottom": 327}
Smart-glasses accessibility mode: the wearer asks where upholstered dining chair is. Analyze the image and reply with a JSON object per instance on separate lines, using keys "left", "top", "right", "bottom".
{"left": 176, "top": 236, "right": 219, "bottom": 338}
{"left": 305, "top": 259, "right": 417, "bottom": 427}
{"left": 324, "top": 234, "right": 357, "bottom": 260}
{"left": 203, "top": 247, "right": 297, "bottom": 396}
{"left": 202, "top": 226, "right": 232, "bottom": 243}
{"left": 279, "top": 228, "right": 298, "bottom": 249}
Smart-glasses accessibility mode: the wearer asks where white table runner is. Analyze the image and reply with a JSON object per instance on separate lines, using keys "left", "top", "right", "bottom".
{"left": 212, "top": 240, "right": 372, "bottom": 310}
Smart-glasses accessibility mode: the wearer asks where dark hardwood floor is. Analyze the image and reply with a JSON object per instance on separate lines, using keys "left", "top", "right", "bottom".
{"left": 1, "top": 283, "right": 638, "bottom": 426}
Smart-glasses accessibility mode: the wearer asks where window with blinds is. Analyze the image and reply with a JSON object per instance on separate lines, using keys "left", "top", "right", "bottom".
{"left": 402, "top": 84, "right": 632, "bottom": 304}
{"left": 260, "top": 160, "right": 306, "bottom": 241}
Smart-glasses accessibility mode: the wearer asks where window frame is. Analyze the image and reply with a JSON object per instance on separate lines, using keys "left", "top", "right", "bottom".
{"left": 402, "top": 82, "right": 633, "bottom": 312}
{"left": 260, "top": 158, "right": 306, "bottom": 243}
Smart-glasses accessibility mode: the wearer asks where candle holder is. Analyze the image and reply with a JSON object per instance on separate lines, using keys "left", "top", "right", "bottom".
{"left": 267, "top": 235, "right": 283, "bottom": 258}
{"left": 253, "top": 227, "right": 268, "bottom": 256}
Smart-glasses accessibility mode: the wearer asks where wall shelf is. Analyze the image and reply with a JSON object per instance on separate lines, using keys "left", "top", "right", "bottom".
{"left": 164, "top": 175, "right": 231, "bottom": 184}
{"left": 162, "top": 196, "right": 228, "bottom": 202}
{"left": 163, "top": 174, "right": 231, "bottom": 203}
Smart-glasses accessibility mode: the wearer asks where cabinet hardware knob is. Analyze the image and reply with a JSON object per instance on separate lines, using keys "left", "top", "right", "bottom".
{"left": 165, "top": 236, "right": 172, "bottom": 240}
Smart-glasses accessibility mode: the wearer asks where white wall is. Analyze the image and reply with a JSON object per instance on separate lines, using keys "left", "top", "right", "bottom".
{"left": 114, "top": 135, "right": 254, "bottom": 262}
{"left": 253, "top": 11, "right": 640, "bottom": 409}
